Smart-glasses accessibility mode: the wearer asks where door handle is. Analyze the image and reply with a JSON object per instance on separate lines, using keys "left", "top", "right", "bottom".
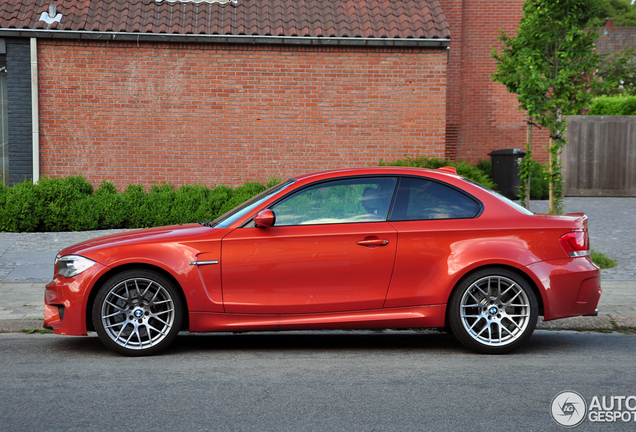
{"left": 356, "top": 239, "right": 389, "bottom": 247}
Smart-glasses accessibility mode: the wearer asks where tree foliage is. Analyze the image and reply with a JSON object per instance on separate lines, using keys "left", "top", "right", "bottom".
{"left": 588, "top": 0, "right": 636, "bottom": 28}
{"left": 492, "top": 0, "right": 600, "bottom": 213}
{"left": 590, "top": 48, "right": 636, "bottom": 97}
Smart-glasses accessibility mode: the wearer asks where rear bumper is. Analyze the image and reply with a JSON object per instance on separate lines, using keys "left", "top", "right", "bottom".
{"left": 523, "top": 257, "right": 601, "bottom": 321}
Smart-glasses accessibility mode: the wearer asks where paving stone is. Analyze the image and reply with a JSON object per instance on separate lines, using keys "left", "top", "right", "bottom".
{"left": 530, "top": 197, "right": 636, "bottom": 280}
{"left": 0, "top": 240, "right": 16, "bottom": 250}
{"left": 0, "top": 251, "right": 57, "bottom": 264}
{"left": 5, "top": 265, "right": 53, "bottom": 282}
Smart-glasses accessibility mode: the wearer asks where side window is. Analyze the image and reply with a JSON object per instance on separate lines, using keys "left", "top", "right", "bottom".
{"left": 390, "top": 177, "right": 480, "bottom": 221}
{"left": 272, "top": 177, "right": 397, "bottom": 226}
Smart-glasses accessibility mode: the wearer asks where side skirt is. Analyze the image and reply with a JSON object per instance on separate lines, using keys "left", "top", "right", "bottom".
{"left": 188, "top": 305, "right": 446, "bottom": 333}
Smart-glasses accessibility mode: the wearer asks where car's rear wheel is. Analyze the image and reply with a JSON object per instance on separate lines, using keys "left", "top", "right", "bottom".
{"left": 448, "top": 268, "right": 538, "bottom": 354}
{"left": 93, "top": 270, "right": 183, "bottom": 356}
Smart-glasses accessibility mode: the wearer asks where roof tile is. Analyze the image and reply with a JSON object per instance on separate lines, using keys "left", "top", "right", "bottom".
{"left": 0, "top": 0, "right": 450, "bottom": 40}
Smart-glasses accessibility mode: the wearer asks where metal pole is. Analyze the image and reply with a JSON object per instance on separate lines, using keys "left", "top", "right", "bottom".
{"left": 30, "top": 37, "right": 39, "bottom": 183}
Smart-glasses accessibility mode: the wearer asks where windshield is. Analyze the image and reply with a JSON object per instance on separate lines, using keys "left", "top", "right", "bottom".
{"left": 211, "top": 179, "right": 296, "bottom": 228}
{"left": 464, "top": 179, "right": 533, "bottom": 215}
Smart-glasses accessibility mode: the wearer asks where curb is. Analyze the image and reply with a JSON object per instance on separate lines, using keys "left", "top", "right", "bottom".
{"left": 0, "top": 319, "right": 48, "bottom": 333}
{"left": 537, "top": 314, "right": 636, "bottom": 332}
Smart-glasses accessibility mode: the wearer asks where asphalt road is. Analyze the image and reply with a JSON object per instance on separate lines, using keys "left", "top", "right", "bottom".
{"left": 1, "top": 330, "right": 635, "bottom": 432}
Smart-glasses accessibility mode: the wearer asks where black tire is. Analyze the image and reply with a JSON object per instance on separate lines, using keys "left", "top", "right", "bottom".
{"left": 448, "top": 267, "right": 538, "bottom": 354}
{"left": 92, "top": 269, "right": 183, "bottom": 356}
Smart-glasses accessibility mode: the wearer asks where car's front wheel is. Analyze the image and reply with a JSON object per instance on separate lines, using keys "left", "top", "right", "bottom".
{"left": 448, "top": 268, "right": 538, "bottom": 354}
{"left": 92, "top": 270, "right": 183, "bottom": 356}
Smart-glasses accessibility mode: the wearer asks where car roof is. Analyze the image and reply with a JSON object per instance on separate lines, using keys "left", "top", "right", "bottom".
{"left": 292, "top": 166, "right": 462, "bottom": 183}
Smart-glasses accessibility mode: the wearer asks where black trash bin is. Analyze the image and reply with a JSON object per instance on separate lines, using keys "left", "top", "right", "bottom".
{"left": 488, "top": 148, "right": 526, "bottom": 200}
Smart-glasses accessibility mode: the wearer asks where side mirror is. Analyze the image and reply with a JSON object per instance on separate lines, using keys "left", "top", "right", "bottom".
{"left": 254, "top": 209, "right": 275, "bottom": 228}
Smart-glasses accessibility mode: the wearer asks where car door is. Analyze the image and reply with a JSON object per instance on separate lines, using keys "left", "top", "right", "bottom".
{"left": 221, "top": 177, "right": 399, "bottom": 314}
{"left": 385, "top": 176, "right": 483, "bottom": 308}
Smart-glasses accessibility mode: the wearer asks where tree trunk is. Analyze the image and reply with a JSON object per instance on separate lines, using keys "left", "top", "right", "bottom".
{"left": 548, "top": 136, "right": 554, "bottom": 213}
{"left": 525, "top": 121, "right": 532, "bottom": 209}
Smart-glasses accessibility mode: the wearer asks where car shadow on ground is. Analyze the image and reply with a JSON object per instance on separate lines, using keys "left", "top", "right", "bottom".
{"left": 49, "top": 329, "right": 619, "bottom": 357}
{"left": 169, "top": 330, "right": 466, "bottom": 354}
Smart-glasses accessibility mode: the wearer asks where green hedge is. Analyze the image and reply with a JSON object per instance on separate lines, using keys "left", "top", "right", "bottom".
{"left": 0, "top": 158, "right": 523, "bottom": 233}
{"left": 0, "top": 176, "right": 280, "bottom": 233}
{"left": 586, "top": 95, "right": 636, "bottom": 115}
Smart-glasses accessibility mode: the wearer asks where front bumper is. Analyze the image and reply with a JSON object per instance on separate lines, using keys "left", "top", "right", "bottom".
{"left": 523, "top": 257, "right": 601, "bottom": 321}
{"left": 44, "top": 262, "right": 107, "bottom": 335}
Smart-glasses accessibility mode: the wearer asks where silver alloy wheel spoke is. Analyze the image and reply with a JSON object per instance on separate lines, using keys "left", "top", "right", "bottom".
{"left": 101, "top": 277, "right": 175, "bottom": 351}
{"left": 460, "top": 275, "right": 531, "bottom": 347}
{"left": 104, "top": 299, "right": 124, "bottom": 311}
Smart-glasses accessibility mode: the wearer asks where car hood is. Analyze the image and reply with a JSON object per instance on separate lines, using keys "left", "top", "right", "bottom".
{"left": 58, "top": 223, "right": 225, "bottom": 260}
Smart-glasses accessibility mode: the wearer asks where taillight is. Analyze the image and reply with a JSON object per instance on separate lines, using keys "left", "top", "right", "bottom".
{"left": 559, "top": 231, "right": 590, "bottom": 257}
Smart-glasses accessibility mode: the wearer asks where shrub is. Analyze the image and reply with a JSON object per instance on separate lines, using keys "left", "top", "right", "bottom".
{"left": 378, "top": 155, "right": 496, "bottom": 189}
{"left": 67, "top": 197, "right": 101, "bottom": 231}
{"left": 169, "top": 184, "right": 212, "bottom": 224}
{"left": 216, "top": 182, "right": 266, "bottom": 218}
{"left": 527, "top": 160, "right": 549, "bottom": 200}
{"left": 0, "top": 181, "right": 43, "bottom": 232}
{"left": 0, "top": 175, "right": 285, "bottom": 233}
{"left": 475, "top": 159, "right": 492, "bottom": 179}
{"left": 146, "top": 183, "right": 178, "bottom": 227}
{"left": 95, "top": 181, "right": 127, "bottom": 229}
{"left": 123, "top": 184, "right": 150, "bottom": 229}
{"left": 586, "top": 95, "right": 636, "bottom": 115}
{"left": 34, "top": 176, "right": 94, "bottom": 231}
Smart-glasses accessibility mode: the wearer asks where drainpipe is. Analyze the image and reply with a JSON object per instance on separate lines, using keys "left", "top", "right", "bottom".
{"left": 30, "top": 37, "right": 39, "bottom": 183}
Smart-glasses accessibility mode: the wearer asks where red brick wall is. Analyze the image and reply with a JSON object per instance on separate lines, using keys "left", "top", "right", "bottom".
{"left": 37, "top": 40, "right": 447, "bottom": 189}
{"left": 439, "top": 0, "right": 549, "bottom": 164}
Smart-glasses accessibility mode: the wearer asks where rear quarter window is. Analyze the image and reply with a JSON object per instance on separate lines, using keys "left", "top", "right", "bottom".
{"left": 390, "top": 177, "right": 481, "bottom": 221}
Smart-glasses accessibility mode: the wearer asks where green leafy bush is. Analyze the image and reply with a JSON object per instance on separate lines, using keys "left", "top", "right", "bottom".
{"left": 475, "top": 159, "right": 492, "bottom": 178}
{"left": 123, "top": 184, "right": 151, "bottom": 229}
{"left": 67, "top": 197, "right": 101, "bottom": 231}
{"left": 0, "top": 176, "right": 283, "bottom": 233}
{"left": 527, "top": 160, "right": 550, "bottom": 200}
{"left": 34, "top": 176, "right": 94, "bottom": 231}
{"left": 95, "top": 181, "right": 127, "bottom": 229}
{"left": 586, "top": 95, "right": 636, "bottom": 115}
{"left": 0, "top": 181, "right": 43, "bottom": 232}
{"left": 216, "top": 182, "right": 267, "bottom": 217}
{"left": 146, "top": 183, "right": 178, "bottom": 227}
{"left": 378, "top": 155, "right": 496, "bottom": 189}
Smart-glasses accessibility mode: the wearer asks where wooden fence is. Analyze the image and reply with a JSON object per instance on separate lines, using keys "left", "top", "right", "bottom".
{"left": 563, "top": 116, "right": 636, "bottom": 197}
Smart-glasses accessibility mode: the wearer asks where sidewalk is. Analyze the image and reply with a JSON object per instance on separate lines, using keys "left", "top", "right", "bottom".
{"left": 1, "top": 198, "right": 635, "bottom": 333}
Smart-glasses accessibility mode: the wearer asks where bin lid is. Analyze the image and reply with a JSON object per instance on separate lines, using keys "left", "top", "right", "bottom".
{"left": 488, "top": 148, "right": 526, "bottom": 157}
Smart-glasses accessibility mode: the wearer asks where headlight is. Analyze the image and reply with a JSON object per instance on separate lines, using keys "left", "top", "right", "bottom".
{"left": 56, "top": 255, "right": 96, "bottom": 278}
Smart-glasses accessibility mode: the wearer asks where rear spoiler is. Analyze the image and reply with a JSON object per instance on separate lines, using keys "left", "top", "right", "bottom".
{"left": 566, "top": 213, "right": 589, "bottom": 231}
{"left": 437, "top": 166, "right": 457, "bottom": 174}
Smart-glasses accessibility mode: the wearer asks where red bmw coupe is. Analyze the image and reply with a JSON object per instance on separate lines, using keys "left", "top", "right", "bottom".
{"left": 44, "top": 167, "right": 601, "bottom": 355}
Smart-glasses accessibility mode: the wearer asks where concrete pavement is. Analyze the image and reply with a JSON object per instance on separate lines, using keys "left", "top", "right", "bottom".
{"left": 0, "top": 198, "right": 635, "bottom": 333}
